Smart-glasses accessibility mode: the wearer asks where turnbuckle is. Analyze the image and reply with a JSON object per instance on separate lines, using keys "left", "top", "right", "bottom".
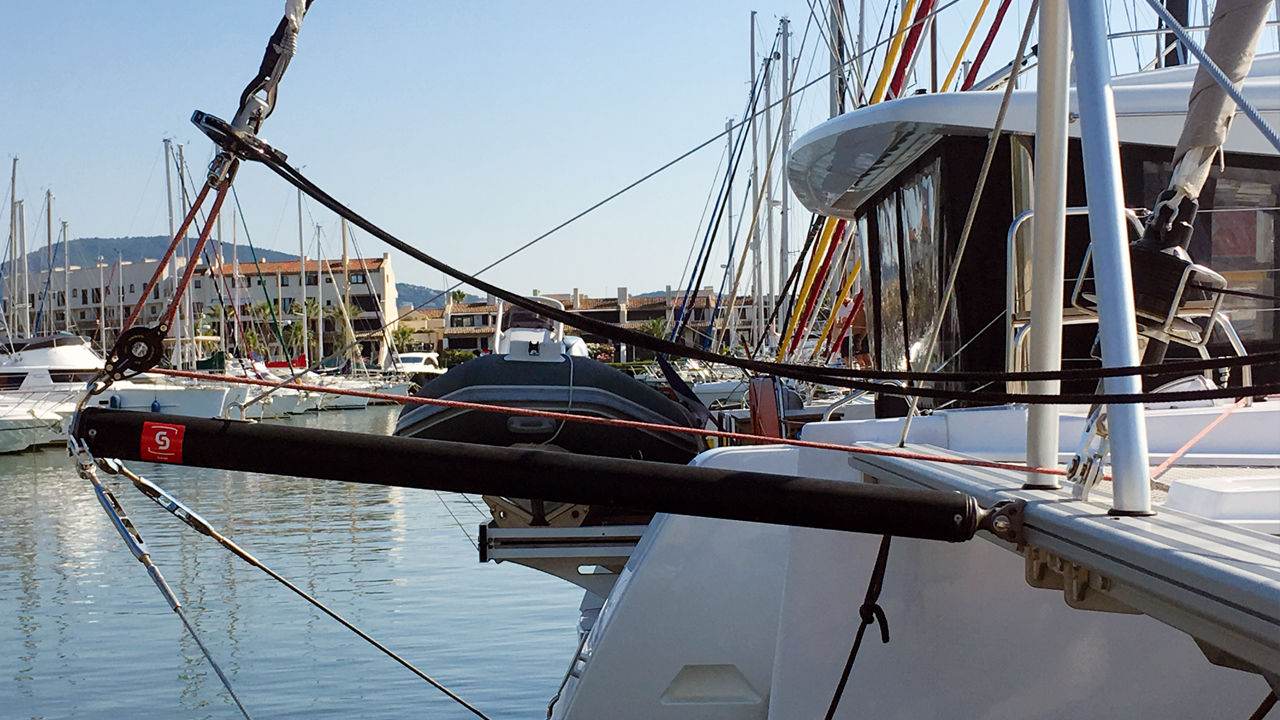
{"left": 1067, "top": 405, "right": 1111, "bottom": 501}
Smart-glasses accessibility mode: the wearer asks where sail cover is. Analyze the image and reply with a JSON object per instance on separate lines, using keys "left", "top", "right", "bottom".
{"left": 1169, "top": 0, "right": 1273, "bottom": 201}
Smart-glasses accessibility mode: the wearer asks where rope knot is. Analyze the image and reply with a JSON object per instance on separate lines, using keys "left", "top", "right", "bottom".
{"left": 859, "top": 602, "right": 890, "bottom": 643}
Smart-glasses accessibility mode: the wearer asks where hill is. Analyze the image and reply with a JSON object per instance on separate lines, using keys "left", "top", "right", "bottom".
{"left": 1, "top": 235, "right": 475, "bottom": 310}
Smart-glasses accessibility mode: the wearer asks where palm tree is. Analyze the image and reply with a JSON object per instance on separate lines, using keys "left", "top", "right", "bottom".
{"left": 449, "top": 289, "right": 467, "bottom": 305}
{"left": 391, "top": 325, "right": 414, "bottom": 352}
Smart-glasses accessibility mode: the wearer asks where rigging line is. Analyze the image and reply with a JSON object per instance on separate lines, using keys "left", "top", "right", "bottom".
{"left": 433, "top": 490, "right": 479, "bottom": 550}
{"left": 228, "top": 187, "right": 290, "bottom": 355}
{"left": 226, "top": 129, "right": 1277, "bottom": 391}
{"left": 111, "top": 464, "right": 493, "bottom": 720}
{"left": 898, "top": 0, "right": 1038, "bottom": 447}
{"left": 677, "top": 138, "right": 734, "bottom": 301}
{"left": 123, "top": 182, "right": 212, "bottom": 331}
{"left": 1149, "top": 396, "right": 1247, "bottom": 481}
{"left": 153, "top": 366, "right": 1068, "bottom": 477}
{"left": 150, "top": 366, "right": 1280, "bottom": 476}
{"left": 673, "top": 47, "right": 774, "bottom": 341}
{"left": 1191, "top": 283, "right": 1280, "bottom": 303}
{"left": 74, "top": 459, "right": 253, "bottom": 719}
{"left": 1143, "top": 0, "right": 1280, "bottom": 153}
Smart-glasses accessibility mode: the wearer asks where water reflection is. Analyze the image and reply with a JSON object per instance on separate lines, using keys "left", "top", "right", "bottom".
{"left": 0, "top": 406, "right": 581, "bottom": 719}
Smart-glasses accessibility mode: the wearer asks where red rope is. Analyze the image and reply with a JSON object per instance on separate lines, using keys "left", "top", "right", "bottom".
{"left": 125, "top": 182, "right": 213, "bottom": 331}
{"left": 887, "top": 0, "right": 937, "bottom": 99}
{"left": 159, "top": 186, "right": 230, "bottom": 330}
{"left": 961, "top": 0, "right": 1013, "bottom": 90}
{"left": 1150, "top": 397, "right": 1249, "bottom": 481}
{"left": 150, "top": 367, "right": 1069, "bottom": 479}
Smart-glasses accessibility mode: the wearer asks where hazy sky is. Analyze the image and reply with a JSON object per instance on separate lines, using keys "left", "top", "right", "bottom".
{"left": 3, "top": 1, "right": 1257, "bottom": 299}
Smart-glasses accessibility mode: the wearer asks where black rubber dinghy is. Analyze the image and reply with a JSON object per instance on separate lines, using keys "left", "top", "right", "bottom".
{"left": 395, "top": 354, "right": 703, "bottom": 464}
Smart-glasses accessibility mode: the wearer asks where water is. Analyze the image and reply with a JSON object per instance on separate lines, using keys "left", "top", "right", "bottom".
{"left": 0, "top": 406, "right": 584, "bottom": 719}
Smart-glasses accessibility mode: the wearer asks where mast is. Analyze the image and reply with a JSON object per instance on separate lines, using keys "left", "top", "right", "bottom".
{"left": 749, "top": 11, "right": 763, "bottom": 346}
{"left": 298, "top": 188, "right": 307, "bottom": 367}
{"left": 725, "top": 118, "right": 737, "bottom": 350}
{"left": 163, "top": 139, "right": 177, "bottom": 364}
{"left": 18, "top": 200, "right": 29, "bottom": 337}
{"left": 116, "top": 249, "right": 123, "bottom": 345}
{"left": 45, "top": 190, "right": 53, "bottom": 310}
{"left": 61, "top": 221, "right": 69, "bottom": 332}
{"left": 7, "top": 158, "right": 16, "bottom": 335}
{"left": 97, "top": 256, "right": 106, "bottom": 355}
{"left": 231, "top": 204, "right": 240, "bottom": 354}
{"left": 763, "top": 32, "right": 777, "bottom": 328}
{"left": 217, "top": 211, "right": 226, "bottom": 362}
{"left": 177, "top": 143, "right": 189, "bottom": 369}
{"left": 342, "top": 217, "right": 350, "bottom": 346}
{"left": 778, "top": 17, "right": 792, "bottom": 320}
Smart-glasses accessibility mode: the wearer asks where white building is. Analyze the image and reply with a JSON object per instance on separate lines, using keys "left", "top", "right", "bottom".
{"left": 6, "top": 252, "right": 399, "bottom": 366}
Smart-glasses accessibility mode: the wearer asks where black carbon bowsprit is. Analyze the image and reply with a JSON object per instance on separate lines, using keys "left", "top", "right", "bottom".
{"left": 75, "top": 408, "right": 992, "bottom": 543}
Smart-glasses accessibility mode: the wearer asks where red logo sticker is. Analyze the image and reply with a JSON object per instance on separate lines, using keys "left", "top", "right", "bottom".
{"left": 141, "top": 421, "right": 186, "bottom": 463}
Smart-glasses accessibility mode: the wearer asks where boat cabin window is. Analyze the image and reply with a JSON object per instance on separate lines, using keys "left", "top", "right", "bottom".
{"left": 1141, "top": 158, "right": 1279, "bottom": 344}
{"left": 504, "top": 307, "right": 555, "bottom": 331}
{"left": 867, "top": 159, "right": 944, "bottom": 372}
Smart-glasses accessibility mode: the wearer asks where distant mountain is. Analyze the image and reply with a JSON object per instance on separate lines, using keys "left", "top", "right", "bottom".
{"left": 1, "top": 234, "right": 480, "bottom": 310}
{"left": 394, "top": 283, "right": 481, "bottom": 309}
{"left": 1, "top": 235, "right": 294, "bottom": 274}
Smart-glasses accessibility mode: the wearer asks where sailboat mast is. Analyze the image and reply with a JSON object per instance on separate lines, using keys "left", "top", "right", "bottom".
{"left": 162, "top": 139, "right": 176, "bottom": 362}
{"left": 298, "top": 188, "right": 307, "bottom": 367}
{"left": 341, "top": 217, "right": 350, "bottom": 347}
{"left": 8, "top": 157, "right": 16, "bottom": 335}
{"left": 217, "top": 211, "right": 226, "bottom": 362}
{"left": 763, "top": 35, "right": 777, "bottom": 327}
{"left": 97, "top": 256, "right": 105, "bottom": 354}
{"left": 778, "top": 17, "right": 791, "bottom": 320}
{"left": 724, "top": 118, "right": 736, "bottom": 350}
{"left": 61, "top": 221, "right": 69, "bottom": 332}
{"left": 749, "top": 11, "right": 763, "bottom": 346}
{"left": 176, "top": 143, "right": 189, "bottom": 369}
{"left": 18, "top": 200, "right": 29, "bottom": 337}
{"left": 45, "top": 190, "right": 53, "bottom": 294}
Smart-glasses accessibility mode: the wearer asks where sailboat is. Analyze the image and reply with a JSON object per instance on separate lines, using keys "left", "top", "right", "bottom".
{"left": 538, "top": 3, "right": 1280, "bottom": 718}
{"left": 65, "top": 1, "right": 1279, "bottom": 717}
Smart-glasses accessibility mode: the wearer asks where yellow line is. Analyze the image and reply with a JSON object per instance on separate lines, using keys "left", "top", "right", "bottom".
{"left": 778, "top": 217, "right": 839, "bottom": 361}
{"left": 941, "top": 0, "right": 993, "bottom": 92}
{"left": 870, "top": 0, "right": 919, "bottom": 103}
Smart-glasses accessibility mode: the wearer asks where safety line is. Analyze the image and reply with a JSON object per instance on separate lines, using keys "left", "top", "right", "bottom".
{"left": 151, "top": 367, "right": 1070, "bottom": 479}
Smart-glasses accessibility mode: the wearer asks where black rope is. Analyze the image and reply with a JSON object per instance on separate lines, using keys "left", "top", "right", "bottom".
{"left": 824, "top": 535, "right": 892, "bottom": 720}
{"left": 1191, "top": 283, "right": 1280, "bottom": 303}
{"left": 1247, "top": 690, "right": 1277, "bottom": 720}
{"left": 199, "top": 121, "right": 1280, "bottom": 403}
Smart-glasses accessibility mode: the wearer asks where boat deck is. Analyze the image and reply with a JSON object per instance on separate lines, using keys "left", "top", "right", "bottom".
{"left": 846, "top": 444, "right": 1280, "bottom": 676}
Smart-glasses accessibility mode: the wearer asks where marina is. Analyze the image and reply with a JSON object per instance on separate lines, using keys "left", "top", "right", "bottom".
{"left": 0, "top": 406, "right": 581, "bottom": 719}
{"left": 3, "top": 0, "right": 1280, "bottom": 718}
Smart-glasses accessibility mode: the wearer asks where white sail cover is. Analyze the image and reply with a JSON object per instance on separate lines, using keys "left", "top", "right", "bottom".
{"left": 1169, "top": 0, "right": 1274, "bottom": 201}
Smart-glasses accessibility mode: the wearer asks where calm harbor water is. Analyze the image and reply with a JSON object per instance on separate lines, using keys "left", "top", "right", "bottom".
{"left": 1, "top": 406, "right": 584, "bottom": 719}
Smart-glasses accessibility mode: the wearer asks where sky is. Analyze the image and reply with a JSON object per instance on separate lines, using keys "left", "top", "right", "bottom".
{"left": 4, "top": 1, "right": 1270, "bottom": 300}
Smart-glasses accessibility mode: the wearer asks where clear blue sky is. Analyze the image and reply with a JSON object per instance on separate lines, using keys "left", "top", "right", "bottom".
{"left": 4, "top": 1, "right": 1259, "bottom": 299}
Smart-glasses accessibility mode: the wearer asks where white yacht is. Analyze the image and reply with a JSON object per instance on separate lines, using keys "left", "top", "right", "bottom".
{"left": 541, "top": 33, "right": 1280, "bottom": 720}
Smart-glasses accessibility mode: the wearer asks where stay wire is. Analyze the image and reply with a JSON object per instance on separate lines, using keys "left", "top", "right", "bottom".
{"left": 114, "top": 463, "right": 494, "bottom": 720}
{"left": 80, "top": 463, "right": 253, "bottom": 719}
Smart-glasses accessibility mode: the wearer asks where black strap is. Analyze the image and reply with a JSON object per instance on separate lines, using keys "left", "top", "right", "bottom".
{"left": 1247, "top": 690, "right": 1277, "bottom": 720}
{"left": 824, "top": 534, "right": 893, "bottom": 720}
